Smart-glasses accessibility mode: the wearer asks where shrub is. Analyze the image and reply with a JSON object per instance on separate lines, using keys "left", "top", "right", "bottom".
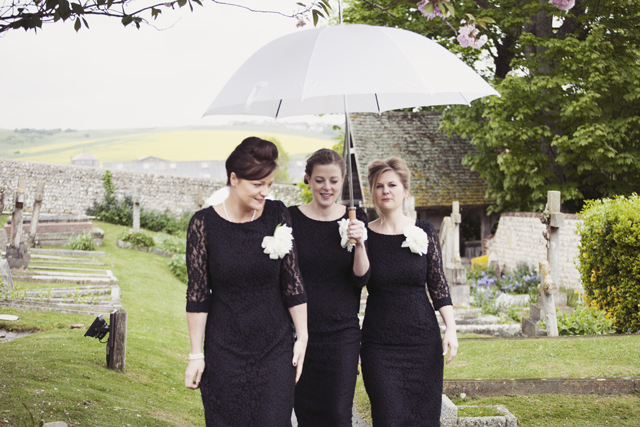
{"left": 118, "top": 230, "right": 155, "bottom": 248}
{"left": 540, "top": 304, "right": 615, "bottom": 336}
{"left": 168, "top": 254, "right": 188, "bottom": 284}
{"left": 154, "top": 234, "right": 186, "bottom": 255}
{"left": 66, "top": 232, "right": 95, "bottom": 251}
{"left": 577, "top": 194, "right": 640, "bottom": 333}
{"left": 87, "top": 170, "right": 193, "bottom": 235}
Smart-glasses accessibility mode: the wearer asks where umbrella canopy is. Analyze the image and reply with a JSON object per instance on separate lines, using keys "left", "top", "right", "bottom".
{"left": 204, "top": 24, "right": 499, "bottom": 118}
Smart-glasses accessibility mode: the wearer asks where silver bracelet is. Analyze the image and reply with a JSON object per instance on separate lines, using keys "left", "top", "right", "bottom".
{"left": 188, "top": 353, "right": 204, "bottom": 360}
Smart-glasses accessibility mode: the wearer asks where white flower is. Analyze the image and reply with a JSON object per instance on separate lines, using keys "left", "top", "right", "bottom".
{"left": 262, "top": 224, "right": 294, "bottom": 259}
{"left": 338, "top": 218, "right": 368, "bottom": 252}
{"left": 401, "top": 225, "right": 429, "bottom": 256}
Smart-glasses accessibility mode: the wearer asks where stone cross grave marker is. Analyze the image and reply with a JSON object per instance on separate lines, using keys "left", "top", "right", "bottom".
{"left": 10, "top": 177, "right": 26, "bottom": 248}
{"left": 539, "top": 259, "right": 559, "bottom": 336}
{"left": 6, "top": 177, "right": 30, "bottom": 269}
{"left": 439, "top": 201, "right": 469, "bottom": 306}
{"left": 541, "top": 190, "right": 564, "bottom": 288}
{"left": 132, "top": 187, "right": 141, "bottom": 231}
{"left": 28, "top": 181, "right": 45, "bottom": 248}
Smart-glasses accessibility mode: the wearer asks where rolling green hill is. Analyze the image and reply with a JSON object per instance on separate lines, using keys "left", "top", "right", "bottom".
{"left": 0, "top": 126, "right": 335, "bottom": 164}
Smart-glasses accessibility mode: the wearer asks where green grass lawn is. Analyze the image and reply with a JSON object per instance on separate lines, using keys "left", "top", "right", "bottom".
{"left": 1, "top": 221, "right": 203, "bottom": 427}
{"left": 2, "top": 220, "right": 640, "bottom": 426}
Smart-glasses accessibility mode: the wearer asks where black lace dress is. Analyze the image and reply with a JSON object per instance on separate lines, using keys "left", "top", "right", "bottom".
{"left": 186, "top": 200, "right": 307, "bottom": 427}
{"left": 361, "top": 220, "right": 452, "bottom": 427}
{"left": 289, "top": 206, "right": 369, "bottom": 427}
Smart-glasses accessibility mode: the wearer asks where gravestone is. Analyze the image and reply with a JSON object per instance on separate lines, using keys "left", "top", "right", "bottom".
{"left": 27, "top": 181, "right": 45, "bottom": 248}
{"left": 440, "top": 202, "right": 469, "bottom": 307}
{"left": 0, "top": 259, "right": 14, "bottom": 294}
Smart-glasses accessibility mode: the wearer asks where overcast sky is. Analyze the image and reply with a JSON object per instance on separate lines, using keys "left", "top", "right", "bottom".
{"left": 0, "top": 0, "right": 343, "bottom": 130}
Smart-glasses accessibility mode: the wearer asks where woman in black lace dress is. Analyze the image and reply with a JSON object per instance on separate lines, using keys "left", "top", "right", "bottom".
{"left": 184, "top": 137, "right": 308, "bottom": 427}
{"left": 361, "top": 157, "right": 458, "bottom": 427}
{"left": 289, "top": 149, "right": 369, "bottom": 427}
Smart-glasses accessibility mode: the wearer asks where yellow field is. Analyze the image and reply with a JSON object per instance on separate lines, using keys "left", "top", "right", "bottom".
{"left": 14, "top": 129, "right": 333, "bottom": 164}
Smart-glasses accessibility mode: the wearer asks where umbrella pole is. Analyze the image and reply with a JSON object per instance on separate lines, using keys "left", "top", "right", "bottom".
{"left": 344, "top": 98, "right": 357, "bottom": 243}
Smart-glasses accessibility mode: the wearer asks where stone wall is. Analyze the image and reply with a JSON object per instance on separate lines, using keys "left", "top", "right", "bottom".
{"left": 486, "top": 212, "right": 583, "bottom": 290}
{"left": 0, "top": 159, "right": 303, "bottom": 216}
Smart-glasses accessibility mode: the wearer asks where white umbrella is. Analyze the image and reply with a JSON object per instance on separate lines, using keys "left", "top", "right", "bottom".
{"left": 203, "top": 23, "right": 499, "bottom": 211}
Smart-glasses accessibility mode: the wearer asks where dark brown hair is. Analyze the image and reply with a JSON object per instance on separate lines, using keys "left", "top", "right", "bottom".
{"left": 303, "top": 149, "right": 346, "bottom": 184}
{"left": 225, "top": 137, "right": 278, "bottom": 185}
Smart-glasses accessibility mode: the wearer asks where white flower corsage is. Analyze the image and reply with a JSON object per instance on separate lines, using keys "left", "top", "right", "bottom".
{"left": 338, "top": 218, "right": 368, "bottom": 252}
{"left": 262, "top": 224, "right": 294, "bottom": 259}
{"left": 401, "top": 225, "right": 429, "bottom": 256}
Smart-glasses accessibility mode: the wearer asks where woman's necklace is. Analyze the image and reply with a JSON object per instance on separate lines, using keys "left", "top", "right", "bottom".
{"left": 223, "top": 201, "right": 256, "bottom": 223}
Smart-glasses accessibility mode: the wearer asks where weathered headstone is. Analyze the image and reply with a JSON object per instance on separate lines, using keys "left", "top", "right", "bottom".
{"left": 440, "top": 202, "right": 469, "bottom": 306}
{"left": 28, "top": 181, "right": 45, "bottom": 248}
{"left": 132, "top": 187, "right": 141, "bottom": 231}
{"left": 0, "top": 258, "right": 14, "bottom": 295}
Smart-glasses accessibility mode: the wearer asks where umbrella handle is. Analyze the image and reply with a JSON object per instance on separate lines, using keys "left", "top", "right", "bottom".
{"left": 348, "top": 207, "right": 357, "bottom": 244}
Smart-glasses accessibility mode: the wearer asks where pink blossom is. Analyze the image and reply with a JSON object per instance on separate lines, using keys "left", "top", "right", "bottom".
{"left": 549, "top": 0, "right": 575, "bottom": 11}
{"left": 296, "top": 18, "right": 306, "bottom": 28}
{"left": 457, "top": 23, "right": 488, "bottom": 49}
{"left": 417, "top": 0, "right": 449, "bottom": 21}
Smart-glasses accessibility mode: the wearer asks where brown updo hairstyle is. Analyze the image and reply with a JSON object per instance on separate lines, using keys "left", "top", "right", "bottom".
{"left": 225, "top": 137, "right": 279, "bottom": 185}
{"left": 303, "top": 148, "right": 346, "bottom": 184}
{"left": 367, "top": 157, "right": 411, "bottom": 217}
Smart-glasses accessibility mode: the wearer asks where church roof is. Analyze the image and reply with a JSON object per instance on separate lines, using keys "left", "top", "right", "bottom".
{"left": 348, "top": 111, "right": 490, "bottom": 209}
{"left": 72, "top": 152, "right": 98, "bottom": 161}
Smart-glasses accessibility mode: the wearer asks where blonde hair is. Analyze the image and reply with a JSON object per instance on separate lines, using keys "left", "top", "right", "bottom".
{"left": 367, "top": 157, "right": 411, "bottom": 219}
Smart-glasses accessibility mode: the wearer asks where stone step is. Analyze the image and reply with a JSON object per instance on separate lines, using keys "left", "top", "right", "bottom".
{"left": 21, "top": 270, "right": 111, "bottom": 278}
{"left": 31, "top": 248, "right": 106, "bottom": 257}
{"left": 13, "top": 275, "right": 118, "bottom": 286}
{"left": 30, "top": 259, "right": 105, "bottom": 266}
{"left": 30, "top": 266, "right": 108, "bottom": 273}
{"left": 25, "top": 288, "right": 111, "bottom": 297}
{"left": 443, "top": 324, "right": 522, "bottom": 337}
{"left": 22, "top": 296, "right": 112, "bottom": 304}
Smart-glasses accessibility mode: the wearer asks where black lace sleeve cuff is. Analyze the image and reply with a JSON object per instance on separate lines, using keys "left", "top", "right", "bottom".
{"left": 432, "top": 297, "right": 453, "bottom": 311}
{"left": 283, "top": 292, "right": 308, "bottom": 308}
{"left": 186, "top": 301, "right": 211, "bottom": 313}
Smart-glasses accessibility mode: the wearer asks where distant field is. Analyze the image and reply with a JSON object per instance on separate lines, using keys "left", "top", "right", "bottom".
{"left": 0, "top": 126, "right": 335, "bottom": 164}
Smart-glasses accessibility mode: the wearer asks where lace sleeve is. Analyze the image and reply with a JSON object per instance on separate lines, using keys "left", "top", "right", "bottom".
{"left": 421, "top": 221, "right": 452, "bottom": 310}
{"left": 277, "top": 201, "right": 307, "bottom": 307}
{"left": 350, "top": 207, "right": 370, "bottom": 289}
{"left": 186, "top": 211, "right": 211, "bottom": 312}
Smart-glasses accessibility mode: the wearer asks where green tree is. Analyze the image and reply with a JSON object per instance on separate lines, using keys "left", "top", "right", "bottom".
{"left": 0, "top": 0, "right": 331, "bottom": 34}
{"left": 346, "top": 0, "right": 640, "bottom": 213}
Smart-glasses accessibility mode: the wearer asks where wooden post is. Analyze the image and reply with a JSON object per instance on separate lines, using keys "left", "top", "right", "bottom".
{"left": 132, "top": 188, "right": 140, "bottom": 231}
{"left": 10, "top": 177, "right": 26, "bottom": 248}
{"left": 28, "top": 181, "right": 45, "bottom": 248}
{"left": 539, "top": 260, "right": 559, "bottom": 336}
{"left": 107, "top": 309, "right": 128, "bottom": 372}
